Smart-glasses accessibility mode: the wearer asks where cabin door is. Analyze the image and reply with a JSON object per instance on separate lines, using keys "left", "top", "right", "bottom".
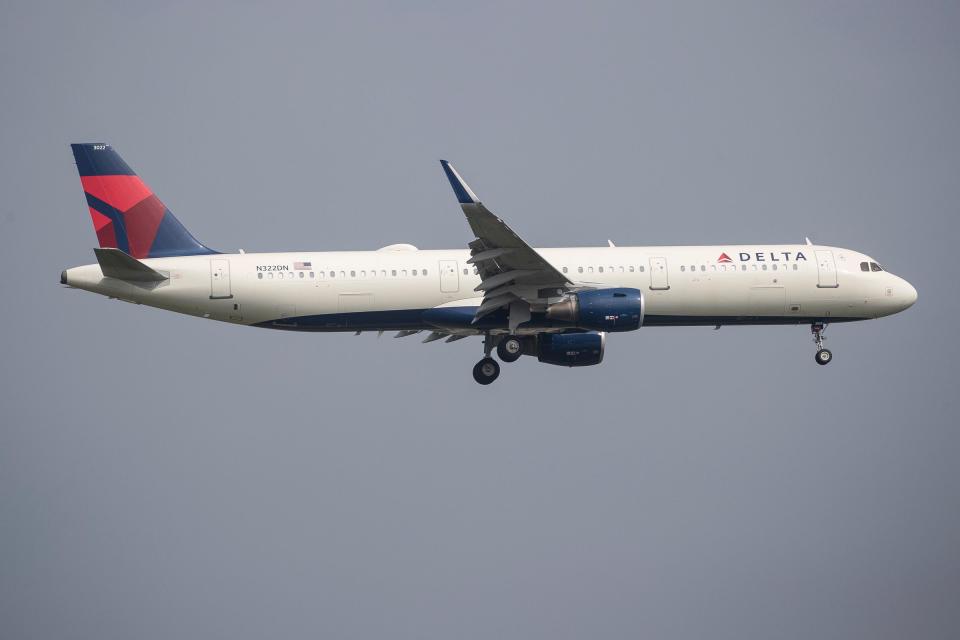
{"left": 815, "top": 250, "right": 839, "bottom": 288}
{"left": 210, "top": 259, "right": 232, "bottom": 299}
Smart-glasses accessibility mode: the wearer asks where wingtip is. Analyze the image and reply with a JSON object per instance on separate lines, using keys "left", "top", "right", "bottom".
{"left": 440, "top": 159, "right": 479, "bottom": 205}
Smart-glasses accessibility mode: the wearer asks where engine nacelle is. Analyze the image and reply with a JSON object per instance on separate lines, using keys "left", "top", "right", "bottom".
{"left": 544, "top": 288, "right": 644, "bottom": 332}
{"left": 537, "top": 332, "right": 606, "bottom": 367}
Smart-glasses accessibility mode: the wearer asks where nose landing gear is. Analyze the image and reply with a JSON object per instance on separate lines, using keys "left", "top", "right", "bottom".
{"left": 812, "top": 322, "right": 832, "bottom": 365}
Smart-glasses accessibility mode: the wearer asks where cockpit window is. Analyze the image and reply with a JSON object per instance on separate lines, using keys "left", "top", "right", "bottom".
{"left": 870, "top": 262, "right": 883, "bottom": 272}
{"left": 860, "top": 262, "right": 869, "bottom": 272}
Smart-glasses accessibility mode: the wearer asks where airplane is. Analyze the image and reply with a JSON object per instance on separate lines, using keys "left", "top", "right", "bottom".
{"left": 61, "top": 143, "right": 917, "bottom": 385}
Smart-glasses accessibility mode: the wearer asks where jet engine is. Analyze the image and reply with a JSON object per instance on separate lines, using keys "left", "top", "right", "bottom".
{"left": 544, "top": 288, "right": 644, "bottom": 332}
{"left": 537, "top": 332, "right": 606, "bottom": 367}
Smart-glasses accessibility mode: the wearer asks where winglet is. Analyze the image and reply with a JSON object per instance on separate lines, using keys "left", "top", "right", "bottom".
{"left": 440, "top": 160, "right": 480, "bottom": 204}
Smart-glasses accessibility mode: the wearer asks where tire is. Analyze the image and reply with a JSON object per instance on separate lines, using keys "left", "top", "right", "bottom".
{"left": 473, "top": 357, "right": 501, "bottom": 384}
{"left": 496, "top": 336, "right": 523, "bottom": 363}
{"left": 815, "top": 348, "right": 833, "bottom": 365}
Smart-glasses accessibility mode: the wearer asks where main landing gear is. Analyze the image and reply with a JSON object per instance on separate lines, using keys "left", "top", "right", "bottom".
{"left": 812, "top": 322, "right": 833, "bottom": 365}
{"left": 472, "top": 334, "right": 525, "bottom": 384}
{"left": 472, "top": 333, "right": 502, "bottom": 385}
{"left": 473, "top": 358, "right": 500, "bottom": 385}
{"left": 496, "top": 335, "right": 523, "bottom": 363}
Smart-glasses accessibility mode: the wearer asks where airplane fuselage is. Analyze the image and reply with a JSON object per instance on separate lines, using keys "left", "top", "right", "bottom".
{"left": 62, "top": 243, "right": 917, "bottom": 331}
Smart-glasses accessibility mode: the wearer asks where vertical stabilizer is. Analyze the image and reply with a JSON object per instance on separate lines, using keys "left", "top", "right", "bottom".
{"left": 71, "top": 143, "right": 217, "bottom": 258}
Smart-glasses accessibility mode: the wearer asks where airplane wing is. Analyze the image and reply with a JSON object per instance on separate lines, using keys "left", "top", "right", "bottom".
{"left": 440, "top": 161, "right": 572, "bottom": 327}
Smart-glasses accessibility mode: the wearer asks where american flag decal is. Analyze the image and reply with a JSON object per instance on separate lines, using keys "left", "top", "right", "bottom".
{"left": 294, "top": 261, "right": 312, "bottom": 270}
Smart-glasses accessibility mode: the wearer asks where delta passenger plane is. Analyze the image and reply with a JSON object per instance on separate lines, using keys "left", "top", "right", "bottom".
{"left": 62, "top": 144, "right": 917, "bottom": 384}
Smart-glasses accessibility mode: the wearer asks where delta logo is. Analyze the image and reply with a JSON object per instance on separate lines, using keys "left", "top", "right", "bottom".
{"left": 718, "top": 250, "right": 808, "bottom": 263}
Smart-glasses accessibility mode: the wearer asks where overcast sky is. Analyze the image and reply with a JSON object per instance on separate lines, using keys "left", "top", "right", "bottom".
{"left": 2, "top": 1, "right": 959, "bottom": 638}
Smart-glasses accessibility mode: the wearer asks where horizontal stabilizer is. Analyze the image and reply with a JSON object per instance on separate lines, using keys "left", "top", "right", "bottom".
{"left": 94, "top": 247, "right": 168, "bottom": 282}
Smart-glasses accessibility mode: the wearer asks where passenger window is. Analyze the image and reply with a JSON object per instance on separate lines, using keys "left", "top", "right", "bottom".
{"left": 680, "top": 265, "right": 686, "bottom": 272}
{"left": 309, "top": 271, "right": 315, "bottom": 278}
{"left": 711, "top": 265, "right": 716, "bottom": 271}
{"left": 412, "top": 269, "right": 417, "bottom": 276}
{"left": 700, "top": 265, "right": 705, "bottom": 272}
{"left": 619, "top": 266, "right": 624, "bottom": 273}
{"left": 422, "top": 269, "right": 427, "bottom": 276}
{"left": 860, "top": 261, "right": 869, "bottom": 272}
{"left": 402, "top": 270, "right": 407, "bottom": 276}
{"left": 350, "top": 270, "right": 355, "bottom": 277}
{"left": 751, "top": 265, "right": 757, "bottom": 271}
{"left": 588, "top": 266, "right": 594, "bottom": 273}
{"left": 340, "top": 271, "right": 346, "bottom": 278}
{"left": 629, "top": 266, "right": 635, "bottom": 272}
{"left": 361, "top": 270, "right": 366, "bottom": 277}
{"left": 771, "top": 264, "right": 777, "bottom": 271}
{"left": 578, "top": 266, "right": 584, "bottom": 273}
{"left": 257, "top": 272, "right": 263, "bottom": 279}
{"left": 380, "top": 270, "right": 386, "bottom": 277}
{"left": 562, "top": 267, "right": 568, "bottom": 274}
{"left": 639, "top": 266, "right": 645, "bottom": 272}
{"left": 391, "top": 269, "right": 397, "bottom": 276}
{"left": 598, "top": 266, "right": 604, "bottom": 273}
{"left": 792, "top": 264, "right": 797, "bottom": 271}
{"left": 762, "top": 264, "right": 768, "bottom": 271}
{"left": 329, "top": 271, "right": 335, "bottom": 278}
{"left": 463, "top": 268, "right": 468, "bottom": 275}
{"left": 299, "top": 271, "right": 305, "bottom": 278}
{"left": 268, "top": 272, "right": 274, "bottom": 279}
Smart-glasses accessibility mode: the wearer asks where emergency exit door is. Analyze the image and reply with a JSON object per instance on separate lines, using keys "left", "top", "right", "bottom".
{"left": 439, "top": 260, "right": 460, "bottom": 293}
{"left": 649, "top": 257, "right": 670, "bottom": 290}
{"left": 210, "top": 259, "right": 232, "bottom": 299}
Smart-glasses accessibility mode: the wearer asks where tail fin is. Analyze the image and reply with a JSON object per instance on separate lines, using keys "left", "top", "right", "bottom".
{"left": 71, "top": 143, "right": 217, "bottom": 258}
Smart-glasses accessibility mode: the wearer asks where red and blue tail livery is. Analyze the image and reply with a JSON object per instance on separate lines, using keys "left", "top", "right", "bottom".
{"left": 71, "top": 143, "right": 216, "bottom": 258}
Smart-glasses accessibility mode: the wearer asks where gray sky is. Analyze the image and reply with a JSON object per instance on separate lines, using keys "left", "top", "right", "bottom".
{"left": 2, "top": 1, "right": 959, "bottom": 638}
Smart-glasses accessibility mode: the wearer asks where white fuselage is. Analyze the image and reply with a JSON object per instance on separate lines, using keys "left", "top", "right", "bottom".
{"left": 62, "top": 244, "right": 917, "bottom": 332}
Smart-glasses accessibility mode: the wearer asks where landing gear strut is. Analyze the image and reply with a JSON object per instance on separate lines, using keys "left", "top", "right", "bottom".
{"left": 473, "top": 333, "right": 501, "bottom": 385}
{"left": 812, "top": 322, "right": 832, "bottom": 365}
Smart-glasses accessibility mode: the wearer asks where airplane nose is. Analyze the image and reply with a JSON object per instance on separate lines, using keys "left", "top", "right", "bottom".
{"left": 902, "top": 280, "right": 918, "bottom": 308}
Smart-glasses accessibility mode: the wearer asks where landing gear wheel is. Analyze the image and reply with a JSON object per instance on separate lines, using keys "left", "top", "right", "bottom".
{"left": 497, "top": 335, "right": 523, "bottom": 363}
{"left": 811, "top": 323, "right": 832, "bottom": 366}
{"left": 472, "top": 357, "right": 501, "bottom": 385}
